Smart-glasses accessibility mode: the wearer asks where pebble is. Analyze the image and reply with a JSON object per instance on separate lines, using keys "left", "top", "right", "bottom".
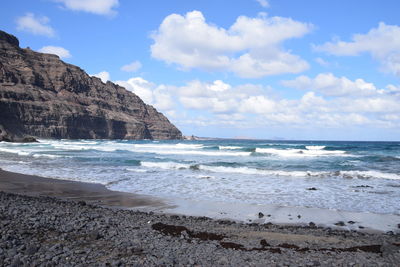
{"left": 0, "top": 191, "right": 399, "bottom": 266}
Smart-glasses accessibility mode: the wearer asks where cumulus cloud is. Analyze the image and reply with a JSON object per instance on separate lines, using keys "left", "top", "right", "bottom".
{"left": 16, "top": 13, "right": 55, "bottom": 37}
{"left": 115, "top": 77, "right": 174, "bottom": 110}
{"left": 112, "top": 75, "right": 400, "bottom": 130}
{"left": 38, "top": 46, "right": 71, "bottom": 59}
{"left": 315, "top": 22, "right": 400, "bottom": 76}
{"left": 54, "top": 0, "right": 119, "bottom": 16}
{"left": 256, "top": 0, "right": 269, "bottom": 8}
{"left": 92, "top": 71, "right": 110, "bottom": 83}
{"left": 151, "top": 10, "right": 312, "bottom": 78}
{"left": 177, "top": 80, "right": 258, "bottom": 113}
{"left": 281, "top": 73, "right": 378, "bottom": 97}
{"left": 120, "top": 61, "right": 142, "bottom": 72}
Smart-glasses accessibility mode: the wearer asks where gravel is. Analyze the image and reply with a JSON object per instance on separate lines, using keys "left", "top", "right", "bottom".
{"left": 0, "top": 191, "right": 399, "bottom": 266}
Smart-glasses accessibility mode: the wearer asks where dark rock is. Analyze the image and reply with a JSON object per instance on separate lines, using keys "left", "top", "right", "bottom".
{"left": 20, "top": 136, "right": 38, "bottom": 142}
{"left": 307, "top": 187, "right": 318, "bottom": 191}
{"left": 10, "top": 256, "right": 22, "bottom": 267}
{"left": 334, "top": 221, "right": 346, "bottom": 226}
{"left": 260, "top": 239, "right": 270, "bottom": 247}
{"left": 258, "top": 212, "right": 264, "bottom": 218}
{"left": 309, "top": 222, "right": 316, "bottom": 227}
{"left": 354, "top": 185, "right": 373, "bottom": 188}
{"left": 26, "top": 244, "right": 38, "bottom": 255}
{"left": 347, "top": 221, "right": 356, "bottom": 224}
{"left": 0, "top": 30, "right": 181, "bottom": 141}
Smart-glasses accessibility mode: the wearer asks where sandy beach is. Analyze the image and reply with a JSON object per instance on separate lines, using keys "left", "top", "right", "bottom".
{"left": 0, "top": 169, "right": 166, "bottom": 209}
{"left": 1, "top": 169, "right": 399, "bottom": 266}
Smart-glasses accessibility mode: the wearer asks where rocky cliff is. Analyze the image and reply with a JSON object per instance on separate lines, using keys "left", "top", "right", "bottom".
{"left": 0, "top": 30, "right": 182, "bottom": 141}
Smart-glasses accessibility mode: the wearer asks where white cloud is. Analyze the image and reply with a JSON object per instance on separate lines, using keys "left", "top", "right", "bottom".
{"left": 115, "top": 77, "right": 174, "bottom": 110}
{"left": 177, "top": 80, "right": 249, "bottom": 113}
{"left": 386, "top": 84, "right": 400, "bottom": 95}
{"left": 111, "top": 76, "right": 400, "bottom": 131}
{"left": 54, "top": 0, "right": 119, "bottom": 16}
{"left": 315, "top": 57, "right": 330, "bottom": 67}
{"left": 116, "top": 77, "right": 153, "bottom": 104}
{"left": 239, "top": 96, "right": 277, "bottom": 114}
{"left": 16, "top": 13, "right": 55, "bottom": 37}
{"left": 256, "top": 0, "right": 269, "bottom": 8}
{"left": 120, "top": 61, "right": 142, "bottom": 72}
{"left": 315, "top": 22, "right": 400, "bottom": 76}
{"left": 92, "top": 71, "right": 110, "bottom": 83}
{"left": 282, "top": 73, "right": 378, "bottom": 97}
{"left": 38, "top": 46, "right": 71, "bottom": 59}
{"left": 151, "top": 10, "right": 312, "bottom": 78}
{"left": 337, "top": 97, "right": 400, "bottom": 113}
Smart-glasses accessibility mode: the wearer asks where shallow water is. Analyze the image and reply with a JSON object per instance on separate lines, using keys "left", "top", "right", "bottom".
{"left": 0, "top": 139, "right": 399, "bottom": 215}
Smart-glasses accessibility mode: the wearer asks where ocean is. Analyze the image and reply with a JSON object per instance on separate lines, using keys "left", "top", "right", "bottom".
{"left": 0, "top": 139, "right": 399, "bottom": 215}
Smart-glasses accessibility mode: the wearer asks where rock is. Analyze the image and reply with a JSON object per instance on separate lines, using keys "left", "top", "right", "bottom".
{"left": 309, "top": 222, "right": 316, "bottom": 227}
{"left": 26, "top": 244, "right": 38, "bottom": 255}
{"left": 10, "top": 256, "right": 21, "bottom": 267}
{"left": 20, "top": 136, "right": 38, "bottom": 143}
{"left": 334, "top": 221, "right": 346, "bottom": 226}
{"left": 307, "top": 187, "right": 318, "bottom": 191}
{"left": 0, "top": 30, "right": 182, "bottom": 141}
{"left": 258, "top": 212, "right": 264, "bottom": 218}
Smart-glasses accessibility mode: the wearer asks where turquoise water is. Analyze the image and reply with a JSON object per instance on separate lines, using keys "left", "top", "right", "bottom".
{"left": 0, "top": 139, "right": 399, "bottom": 215}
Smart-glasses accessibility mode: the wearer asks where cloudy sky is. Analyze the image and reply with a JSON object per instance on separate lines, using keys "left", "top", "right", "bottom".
{"left": 1, "top": 0, "right": 400, "bottom": 140}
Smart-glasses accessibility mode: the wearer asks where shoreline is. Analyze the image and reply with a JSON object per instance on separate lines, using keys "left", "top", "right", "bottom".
{"left": 1, "top": 190, "right": 400, "bottom": 265}
{"left": 1, "top": 169, "right": 399, "bottom": 265}
{"left": 1, "top": 168, "right": 399, "bottom": 234}
{"left": 0, "top": 168, "right": 168, "bottom": 210}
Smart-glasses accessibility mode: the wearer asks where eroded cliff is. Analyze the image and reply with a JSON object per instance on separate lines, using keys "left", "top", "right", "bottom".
{"left": 0, "top": 30, "right": 182, "bottom": 141}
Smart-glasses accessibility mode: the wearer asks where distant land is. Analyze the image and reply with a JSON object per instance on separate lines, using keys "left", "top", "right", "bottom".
{"left": 0, "top": 30, "right": 182, "bottom": 142}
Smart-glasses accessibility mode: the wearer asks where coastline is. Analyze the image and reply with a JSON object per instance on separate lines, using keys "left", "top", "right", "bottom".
{"left": 0, "top": 168, "right": 168, "bottom": 209}
{"left": 1, "top": 169, "right": 399, "bottom": 265}
{"left": 1, "top": 168, "right": 399, "bottom": 234}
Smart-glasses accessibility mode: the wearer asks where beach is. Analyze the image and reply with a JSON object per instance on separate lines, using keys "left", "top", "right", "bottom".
{"left": 1, "top": 169, "right": 399, "bottom": 266}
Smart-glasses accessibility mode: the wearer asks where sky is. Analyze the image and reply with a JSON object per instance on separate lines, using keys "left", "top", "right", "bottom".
{"left": 1, "top": 0, "right": 400, "bottom": 141}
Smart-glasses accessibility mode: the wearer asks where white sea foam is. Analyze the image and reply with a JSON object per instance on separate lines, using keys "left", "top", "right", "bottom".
{"left": 338, "top": 170, "right": 400, "bottom": 180}
{"left": 146, "top": 150, "right": 251, "bottom": 157}
{"left": 133, "top": 143, "right": 204, "bottom": 150}
{"left": 0, "top": 147, "right": 30, "bottom": 156}
{"left": 140, "top": 161, "right": 326, "bottom": 177}
{"left": 141, "top": 161, "right": 400, "bottom": 180}
{"left": 219, "top": 146, "right": 242, "bottom": 150}
{"left": 199, "top": 165, "right": 325, "bottom": 177}
{"left": 126, "top": 168, "right": 147, "bottom": 173}
{"left": 305, "top": 145, "right": 326, "bottom": 150}
{"left": 51, "top": 143, "right": 118, "bottom": 152}
{"left": 32, "top": 153, "right": 62, "bottom": 159}
{"left": 141, "top": 161, "right": 190, "bottom": 170}
{"left": 255, "top": 147, "right": 346, "bottom": 157}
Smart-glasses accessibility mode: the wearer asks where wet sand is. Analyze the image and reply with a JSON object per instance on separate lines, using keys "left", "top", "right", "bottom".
{"left": 0, "top": 168, "right": 167, "bottom": 209}
{"left": 1, "top": 168, "right": 399, "bottom": 265}
{"left": 1, "top": 168, "right": 399, "bottom": 234}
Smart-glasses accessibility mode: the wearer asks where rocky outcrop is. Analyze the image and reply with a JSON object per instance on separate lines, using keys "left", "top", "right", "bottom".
{"left": 0, "top": 30, "right": 182, "bottom": 141}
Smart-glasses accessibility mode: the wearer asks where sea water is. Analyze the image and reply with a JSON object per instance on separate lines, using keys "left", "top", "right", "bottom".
{"left": 0, "top": 139, "right": 399, "bottom": 215}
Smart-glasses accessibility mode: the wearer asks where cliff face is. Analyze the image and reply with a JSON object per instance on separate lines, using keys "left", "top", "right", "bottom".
{"left": 0, "top": 30, "right": 182, "bottom": 141}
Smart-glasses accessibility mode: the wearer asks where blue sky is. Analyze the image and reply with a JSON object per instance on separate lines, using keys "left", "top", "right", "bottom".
{"left": 1, "top": 0, "right": 400, "bottom": 140}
